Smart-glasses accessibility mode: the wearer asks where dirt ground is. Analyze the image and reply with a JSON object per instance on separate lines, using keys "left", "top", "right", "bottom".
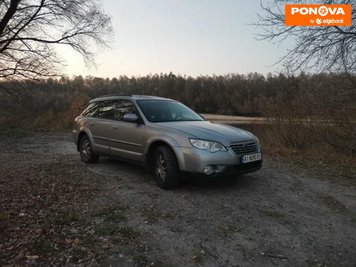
{"left": 0, "top": 131, "right": 356, "bottom": 266}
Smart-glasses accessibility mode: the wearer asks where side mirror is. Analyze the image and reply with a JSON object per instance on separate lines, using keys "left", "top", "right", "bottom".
{"left": 123, "top": 113, "right": 139, "bottom": 122}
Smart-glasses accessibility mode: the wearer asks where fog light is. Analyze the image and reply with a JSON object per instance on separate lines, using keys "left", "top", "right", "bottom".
{"left": 203, "top": 165, "right": 214, "bottom": 175}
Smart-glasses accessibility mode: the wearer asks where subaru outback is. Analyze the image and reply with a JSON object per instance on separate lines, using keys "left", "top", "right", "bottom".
{"left": 73, "top": 95, "right": 262, "bottom": 189}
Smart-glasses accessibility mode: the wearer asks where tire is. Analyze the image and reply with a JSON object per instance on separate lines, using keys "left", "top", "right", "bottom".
{"left": 153, "top": 146, "right": 180, "bottom": 189}
{"left": 79, "top": 135, "right": 99, "bottom": 163}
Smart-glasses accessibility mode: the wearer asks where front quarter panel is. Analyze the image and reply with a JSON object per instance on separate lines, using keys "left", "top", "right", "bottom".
{"left": 143, "top": 125, "right": 193, "bottom": 170}
{"left": 143, "top": 125, "right": 192, "bottom": 152}
{"left": 73, "top": 117, "right": 96, "bottom": 151}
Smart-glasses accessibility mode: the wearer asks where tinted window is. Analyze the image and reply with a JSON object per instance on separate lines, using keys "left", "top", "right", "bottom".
{"left": 114, "top": 100, "right": 138, "bottom": 121}
{"left": 94, "top": 101, "right": 116, "bottom": 120}
{"left": 137, "top": 100, "right": 203, "bottom": 122}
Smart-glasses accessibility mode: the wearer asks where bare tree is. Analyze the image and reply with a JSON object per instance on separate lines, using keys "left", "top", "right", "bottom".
{"left": 0, "top": 0, "right": 112, "bottom": 79}
{"left": 257, "top": 0, "right": 356, "bottom": 74}
{"left": 257, "top": 0, "right": 356, "bottom": 155}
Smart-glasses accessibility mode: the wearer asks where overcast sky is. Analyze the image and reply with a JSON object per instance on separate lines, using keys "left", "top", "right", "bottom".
{"left": 59, "top": 0, "right": 290, "bottom": 78}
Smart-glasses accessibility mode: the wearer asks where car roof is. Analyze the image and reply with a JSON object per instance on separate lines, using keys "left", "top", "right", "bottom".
{"left": 90, "top": 95, "right": 173, "bottom": 103}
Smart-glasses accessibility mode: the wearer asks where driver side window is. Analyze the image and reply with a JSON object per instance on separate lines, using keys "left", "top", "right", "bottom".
{"left": 114, "top": 100, "right": 138, "bottom": 121}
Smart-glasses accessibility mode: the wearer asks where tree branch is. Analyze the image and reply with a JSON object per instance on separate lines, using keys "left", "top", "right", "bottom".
{"left": 0, "top": 0, "right": 20, "bottom": 36}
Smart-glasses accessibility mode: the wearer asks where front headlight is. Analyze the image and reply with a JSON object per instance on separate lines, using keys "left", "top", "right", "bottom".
{"left": 189, "top": 139, "right": 227, "bottom": 153}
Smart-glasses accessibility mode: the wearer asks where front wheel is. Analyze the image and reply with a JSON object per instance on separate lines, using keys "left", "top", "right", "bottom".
{"left": 153, "top": 146, "right": 180, "bottom": 189}
{"left": 79, "top": 135, "right": 99, "bottom": 163}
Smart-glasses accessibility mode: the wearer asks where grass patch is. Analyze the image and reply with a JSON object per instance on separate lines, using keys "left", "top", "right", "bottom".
{"left": 191, "top": 251, "right": 204, "bottom": 265}
{"left": 95, "top": 224, "right": 121, "bottom": 236}
{"left": 32, "top": 238, "right": 57, "bottom": 254}
{"left": 236, "top": 123, "right": 355, "bottom": 174}
{"left": 133, "top": 256, "right": 174, "bottom": 267}
{"left": 220, "top": 224, "right": 242, "bottom": 235}
{"left": 317, "top": 193, "right": 356, "bottom": 222}
{"left": 261, "top": 209, "right": 290, "bottom": 225}
{"left": 142, "top": 206, "right": 162, "bottom": 224}
{"left": 289, "top": 179, "right": 305, "bottom": 193}
{"left": 277, "top": 154, "right": 356, "bottom": 187}
{"left": 53, "top": 212, "right": 82, "bottom": 226}
{"left": 0, "top": 127, "right": 32, "bottom": 139}
{"left": 318, "top": 193, "right": 348, "bottom": 213}
{"left": 0, "top": 212, "right": 9, "bottom": 236}
{"left": 94, "top": 206, "right": 127, "bottom": 223}
{"left": 305, "top": 258, "right": 328, "bottom": 267}
{"left": 96, "top": 226, "right": 142, "bottom": 244}
{"left": 71, "top": 247, "right": 90, "bottom": 263}
{"left": 133, "top": 254, "right": 150, "bottom": 266}
{"left": 116, "top": 227, "right": 142, "bottom": 243}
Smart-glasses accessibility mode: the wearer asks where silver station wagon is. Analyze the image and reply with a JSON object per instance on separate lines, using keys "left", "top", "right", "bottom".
{"left": 73, "top": 95, "right": 262, "bottom": 189}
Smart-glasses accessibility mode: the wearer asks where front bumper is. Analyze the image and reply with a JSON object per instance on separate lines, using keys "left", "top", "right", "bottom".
{"left": 176, "top": 146, "right": 262, "bottom": 176}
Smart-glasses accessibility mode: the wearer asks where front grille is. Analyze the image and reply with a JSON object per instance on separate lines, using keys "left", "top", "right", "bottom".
{"left": 230, "top": 141, "right": 258, "bottom": 155}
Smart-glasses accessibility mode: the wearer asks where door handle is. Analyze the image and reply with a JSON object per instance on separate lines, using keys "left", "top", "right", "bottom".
{"left": 112, "top": 126, "right": 118, "bottom": 130}
{"left": 90, "top": 123, "right": 95, "bottom": 126}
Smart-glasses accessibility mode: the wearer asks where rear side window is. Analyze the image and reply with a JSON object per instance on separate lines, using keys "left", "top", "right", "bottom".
{"left": 95, "top": 101, "right": 116, "bottom": 120}
{"left": 82, "top": 100, "right": 138, "bottom": 121}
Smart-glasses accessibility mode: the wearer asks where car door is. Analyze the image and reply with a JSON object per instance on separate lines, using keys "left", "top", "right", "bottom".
{"left": 88, "top": 100, "right": 116, "bottom": 154}
{"left": 108, "top": 100, "right": 145, "bottom": 162}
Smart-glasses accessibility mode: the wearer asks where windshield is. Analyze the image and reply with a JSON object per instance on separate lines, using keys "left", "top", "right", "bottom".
{"left": 137, "top": 100, "right": 204, "bottom": 123}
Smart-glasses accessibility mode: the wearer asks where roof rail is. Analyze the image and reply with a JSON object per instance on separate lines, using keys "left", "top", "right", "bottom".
{"left": 96, "top": 94, "right": 132, "bottom": 98}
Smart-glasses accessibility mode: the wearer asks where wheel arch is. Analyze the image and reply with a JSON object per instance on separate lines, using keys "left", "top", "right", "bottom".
{"left": 76, "top": 130, "right": 92, "bottom": 151}
{"left": 145, "top": 140, "right": 179, "bottom": 173}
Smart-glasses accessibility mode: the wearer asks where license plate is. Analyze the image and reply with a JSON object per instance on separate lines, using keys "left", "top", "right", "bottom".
{"left": 241, "top": 153, "right": 261, "bottom": 163}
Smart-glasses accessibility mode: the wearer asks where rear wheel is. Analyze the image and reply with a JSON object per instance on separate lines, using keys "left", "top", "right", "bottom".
{"left": 79, "top": 135, "right": 99, "bottom": 163}
{"left": 153, "top": 146, "right": 180, "bottom": 189}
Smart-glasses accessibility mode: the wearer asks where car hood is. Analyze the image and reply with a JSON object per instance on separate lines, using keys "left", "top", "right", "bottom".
{"left": 155, "top": 121, "right": 255, "bottom": 145}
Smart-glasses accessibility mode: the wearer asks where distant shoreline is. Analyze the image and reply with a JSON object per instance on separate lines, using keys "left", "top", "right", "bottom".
{"left": 202, "top": 114, "right": 266, "bottom": 125}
